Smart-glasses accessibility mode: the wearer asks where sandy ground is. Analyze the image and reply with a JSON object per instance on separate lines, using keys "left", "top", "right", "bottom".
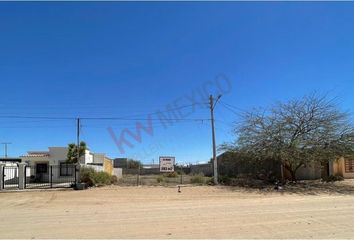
{"left": 1, "top": 184, "right": 354, "bottom": 239}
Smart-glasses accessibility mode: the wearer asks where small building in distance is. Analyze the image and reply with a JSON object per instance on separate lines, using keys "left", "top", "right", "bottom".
{"left": 113, "top": 158, "right": 129, "bottom": 168}
{"left": 113, "top": 158, "right": 141, "bottom": 169}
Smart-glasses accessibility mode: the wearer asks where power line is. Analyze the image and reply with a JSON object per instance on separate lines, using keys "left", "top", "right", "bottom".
{"left": 215, "top": 119, "right": 235, "bottom": 128}
{"left": 81, "top": 117, "right": 209, "bottom": 121}
{"left": 0, "top": 116, "right": 75, "bottom": 120}
{"left": 0, "top": 101, "right": 209, "bottom": 110}
{"left": 82, "top": 120, "right": 209, "bottom": 129}
{"left": 81, "top": 102, "right": 208, "bottom": 120}
{"left": 0, "top": 125, "right": 74, "bottom": 129}
{"left": 0, "top": 102, "right": 208, "bottom": 121}
{"left": 219, "top": 101, "right": 248, "bottom": 113}
{"left": 219, "top": 102, "right": 245, "bottom": 117}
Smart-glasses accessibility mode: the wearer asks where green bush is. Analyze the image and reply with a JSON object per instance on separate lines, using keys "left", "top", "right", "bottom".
{"left": 111, "top": 175, "right": 118, "bottom": 184}
{"left": 157, "top": 175, "right": 164, "bottom": 183}
{"left": 163, "top": 172, "right": 178, "bottom": 178}
{"left": 80, "top": 166, "right": 113, "bottom": 187}
{"left": 205, "top": 177, "right": 214, "bottom": 185}
{"left": 219, "top": 175, "right": 232, "bottom": 185}
{"left": 190, "top": 174, "right": 205, "bottom": 184}
{"left": 94, "top": 171, "right": 112, "bottom": 186}
{"left": 80, "top": 167, "right": 96, "bottom": 187}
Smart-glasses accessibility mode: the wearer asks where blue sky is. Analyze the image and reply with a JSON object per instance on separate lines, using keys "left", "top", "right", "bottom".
{"left": 1, "top": 2, "right": 354, "bottom": 163}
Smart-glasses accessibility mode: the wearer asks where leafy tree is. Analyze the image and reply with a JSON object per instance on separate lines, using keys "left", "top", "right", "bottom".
{"left": 127, "top": 159, "right": 142, "bottom": 169}
{"left": 66, "top": 141, "right": 87, "bottom": 163}
{"left": 223, "top": 94, "right": 354, "bottom": 181}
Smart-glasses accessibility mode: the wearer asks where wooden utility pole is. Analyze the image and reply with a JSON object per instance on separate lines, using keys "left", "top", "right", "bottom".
{"left": 209, "top": 95, "right": 221, "bottom": 185}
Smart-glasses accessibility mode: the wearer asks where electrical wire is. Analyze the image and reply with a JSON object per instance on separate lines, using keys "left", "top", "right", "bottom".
{"left": 0, "top": 102, "right": 209, "bottom": 121}
{"left": 219, "top": 101, "right": 248, "bottom": 114}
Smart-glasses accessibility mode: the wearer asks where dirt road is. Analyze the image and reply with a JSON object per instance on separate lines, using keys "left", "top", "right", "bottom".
{"left": 1, "top": 185, "right": 354, "bottom": 239}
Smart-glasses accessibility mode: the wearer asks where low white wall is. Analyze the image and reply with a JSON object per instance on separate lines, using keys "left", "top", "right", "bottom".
{"left": 84, "top": 164, "right": 104, "bottom": 173}
{"left": 113, "top": 168, "right": 123, "bottom": 178}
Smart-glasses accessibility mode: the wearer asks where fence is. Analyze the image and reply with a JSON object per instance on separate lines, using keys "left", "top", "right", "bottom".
{"left": 190, "top": 163, "right": 213, "bottom": 176}
{"left": 118, "top": 166, "right": 212, "bottom": 186}
{"left": 1, "top": 162, "right": 239, "bottom": 190}
{"left": 24, "top": 164, "right": 77, "bottom": 189}
{"left": 2, "top": 166, "right": 20, "bottom": 190}
{"left": 218, "top": 158, "right": 282, "bottom": 179}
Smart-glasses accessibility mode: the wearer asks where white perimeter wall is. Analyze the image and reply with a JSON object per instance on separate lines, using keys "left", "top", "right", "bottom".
{"left": 83, "top": 164, "right": 104, "bottom": 172}
{"left": 113, "top": 168, "right": 123, "bottom": 178}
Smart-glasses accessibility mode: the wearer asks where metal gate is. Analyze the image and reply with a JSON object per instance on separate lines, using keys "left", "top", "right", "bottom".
{"left": 25, "top": 164, "right": 77, "bottom": 189}
{"left": 3, "top": 165, "right": 19, "bottom": 190}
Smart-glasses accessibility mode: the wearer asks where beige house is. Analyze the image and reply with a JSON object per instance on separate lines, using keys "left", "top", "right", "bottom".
{"left": 330, "top": 156, "right": 354, "bottom": 178}
{"left": 282, "top": 156, "right": 354, "bottom": 180}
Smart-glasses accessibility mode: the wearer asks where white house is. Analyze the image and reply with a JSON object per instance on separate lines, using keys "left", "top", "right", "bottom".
{"left": 21, "top": 147, "right": 79, "bottom": 183}
{"left": 21, "top": 146, "right": 95, "bottom": 165}
{"left": 20, "top": 147, "right": 114, "bottom": 182}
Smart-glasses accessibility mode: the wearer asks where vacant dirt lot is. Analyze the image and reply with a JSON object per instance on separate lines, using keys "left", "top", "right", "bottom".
{"left": 1, "top": 183, "right": 354, "bottom": 239}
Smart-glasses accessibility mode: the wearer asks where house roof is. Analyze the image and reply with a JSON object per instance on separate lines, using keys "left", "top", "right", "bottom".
{"left": 20, "top": 152, "right": 50, "bottom": 157}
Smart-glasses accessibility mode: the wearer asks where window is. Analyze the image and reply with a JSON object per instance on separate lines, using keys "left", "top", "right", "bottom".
{"left": 60, "top": 163, "right": 74, "bottom": 176}
{"left": 345, "top": 159, "right": 354, "bottom": 173}
{"left": 36, "top": 163, "right": 48, "bottom": 174}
